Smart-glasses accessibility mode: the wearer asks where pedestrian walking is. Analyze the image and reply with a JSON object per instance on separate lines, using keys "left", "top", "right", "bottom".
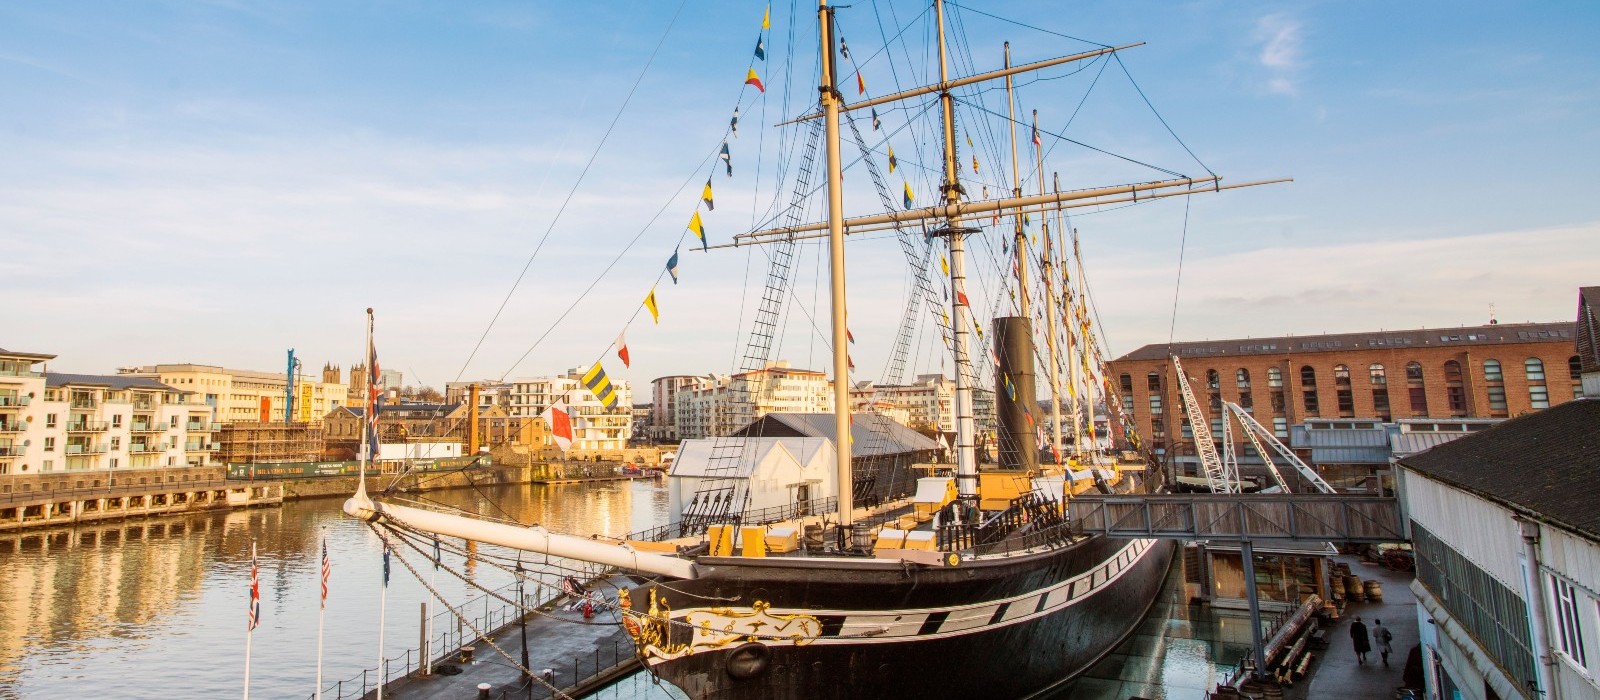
{"left": 1350, "top": 616, "right": 1371, "bottom": 665}
{"left": 1374, "top": 619, "right": 1394, "bottom": 666}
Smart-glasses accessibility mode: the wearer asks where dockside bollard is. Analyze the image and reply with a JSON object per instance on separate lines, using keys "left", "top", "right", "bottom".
{"left": 476, "top": 682, "right": 491, "bottom": 699}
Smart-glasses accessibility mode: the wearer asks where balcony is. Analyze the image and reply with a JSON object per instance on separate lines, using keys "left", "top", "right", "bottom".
{"left": 132, "top": 403, "right": 156, "bottom": 413}
{"left": 129, "top": 443, "right": 169, "bottom": 453}
{"left": 0, "top": 446, "right": 22, "bottom": 458}
{"left": 0, "top": 423, "right": 26, "bottom": 433}
{"left": 66, "top": 421, "right": 110, "bottom": 433}
{"left": 185, "top": 421, "right": 221, "bottom": 432}
{"left": 0, "top": 396, "right": 30, "bottom": 408}
{"left": 66, "top": 443, "right": 109, "bottom": 454}
{"left": 184, "top": 442, "right": 219, "bottom": 453}
{"left": 69, "top": 399, "right": 98, "bottom": 410}
{"left": 131, "top": 422, "right": 165, "bottom": 433}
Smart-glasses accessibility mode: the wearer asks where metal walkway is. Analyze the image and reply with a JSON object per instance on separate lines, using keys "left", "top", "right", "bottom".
{"left": 1069, "top": 492, "right": 1405, "bottom": 543}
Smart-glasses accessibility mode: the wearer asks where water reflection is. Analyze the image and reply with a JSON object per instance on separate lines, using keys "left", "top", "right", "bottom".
{"left": 0, "top": 479, "right": 671, "bottom": 699}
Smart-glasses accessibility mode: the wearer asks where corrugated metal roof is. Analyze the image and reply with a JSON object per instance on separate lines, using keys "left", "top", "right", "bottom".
{"left": 1290, "top": 425, "right": 1390, "bottom": 449}
{"left": 1390, "top": 431, "right": 1476, "bottom": 459}
{"left": 1308, "top": 447, "right": 1391, "bottom": 465}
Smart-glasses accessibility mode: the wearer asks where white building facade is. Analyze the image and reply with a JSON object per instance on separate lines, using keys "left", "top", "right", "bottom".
{"left": 671, "top": 362, "right": 833, "bottom": 440}
{"left": 507, "top": 370, "right": 633, "bottom": 452}
{"left": 1399, "top": 397, "right": 1600, "bottom": 700}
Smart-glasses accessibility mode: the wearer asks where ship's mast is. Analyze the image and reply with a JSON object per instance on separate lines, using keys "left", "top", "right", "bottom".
{"left": 934, "top": 0, "right": 978, "bottom": 501}
{"left": 1005, "top": 43, "right": 1029, "bottom": 323}
{"left": 1042, "top": 166, "right": 1065, "bottom": 467}
{"left": 818, "top": 0, "right": 855, "bottom": 540}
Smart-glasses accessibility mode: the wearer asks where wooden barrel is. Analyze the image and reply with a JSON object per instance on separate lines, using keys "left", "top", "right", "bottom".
{"left": 1364, "top": 579, "right": 1383, "bottom": 601}
{"left": 1345, "top": 575, "right": 1365, "bottom": 601}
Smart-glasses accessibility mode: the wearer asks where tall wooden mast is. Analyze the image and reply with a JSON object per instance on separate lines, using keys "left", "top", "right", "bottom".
{"left": 818, "top": 0, "right": 855, "bottom": 539}
{"left": 933, "top": 0, "right": 978, "bottom": 501}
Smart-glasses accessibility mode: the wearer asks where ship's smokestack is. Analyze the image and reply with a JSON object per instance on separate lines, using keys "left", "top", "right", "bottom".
{"left": 993, "top": 316, "right": 1039, "bottom": 473}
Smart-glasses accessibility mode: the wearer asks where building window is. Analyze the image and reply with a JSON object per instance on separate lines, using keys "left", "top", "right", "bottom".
{"left": 112, "top": 415, "right": 123, "bottom": 427}
{"left": 1236, "top": 369, "right": 1251, "bottom": 389}
{"left": 1443, "top": 360, "right": 1463, "bottom": 383}
{"left": 1334, "top": 364, "right": 1351, "bottom": 386}
{"left": 1550, "top": 575, "right": 1589, "bottom": 668}
{"left": 110, "top": 437, "right": 120, "bottom": 450}
{"left": 44, "top": 437, "right": 54, "bottom": 452}
{"left": 1369, "top": 363, "right": 1386, "bottom": 385}
{"left": 1120, "top": 374, "right": 1133, "bottom": 393}
{"left": 1300, "top": 365, "right": 1317, "bottom": 388}
{"left": 1239, "top": 391, "right": 1253, "bottom": 410}
{"left": 1210, "top": 417, "right": 1223, "bottom": 435}
{"left": 1303, "top": 390, "right": 1319, "bottom": 415}
{"left": 1571, "top": 356, "right": 1585, "bottom": 400}
{"left": 1409, "top": 388, "right": 1428, "bottom": 415}
{"left": 1526, "top": 358, "right": 1546, "bottom": 382}
{"left": 109, "top": 458, "right": 118, "bottom": 468}
{"left": 1267, "top": 367, "right": 1283, "bottom": 388}
{"left": 1149, "top": 418, "right": 1165, "bottom": 439}
{"left": 1206, "top": 369, "right": 1220, "bottom": 390}
{"left": 1272, "top": 417, "right": 1288, "bottom": 438}
{"left": 1336, "top": 390, "right": 1355, "bottom": 416}
{"left": 46, "top": 413, "right": 57, "bottom": 428}
{"left": 1487, "top": 386, "right": 1508, "bottom": 412}
{"left": 1208, "top": 393, "right": 1221, "bottom": 413}
{"left": 1147, "top": 372, "right": 1161, "bottom": 392}
{"left": 1484, "top": 359, "right": 1503, "bottom": 382}
{"left": 1148, "top": 394, "right": 1162, "bottom": 415}
{"left": 1372, "top": 389, "right": 1391, "bottom": 418}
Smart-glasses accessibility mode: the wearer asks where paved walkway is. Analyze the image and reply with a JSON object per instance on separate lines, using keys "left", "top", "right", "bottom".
{"left": 384, "top": 583, "right": 635, "bottom": 700}
{"left": 1292, "top": 554, "right": 1418, "bottom": 700}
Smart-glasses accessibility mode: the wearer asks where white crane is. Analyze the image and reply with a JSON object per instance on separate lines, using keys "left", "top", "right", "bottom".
{"left": 1170, "top": 356, "right": 1237, "bottom": 493}
{"left": 1222, "top": 401, "right": 1336, "bottom": 494}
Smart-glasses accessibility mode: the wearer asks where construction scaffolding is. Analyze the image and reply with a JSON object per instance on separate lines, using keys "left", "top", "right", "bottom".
{"left": 216, "top": 421, "right": 324, "bottom": 464}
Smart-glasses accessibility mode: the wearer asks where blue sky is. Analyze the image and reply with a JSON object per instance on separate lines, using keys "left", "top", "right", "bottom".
{"left": 3, "top": 1, "right": 1596, "bottom": 392}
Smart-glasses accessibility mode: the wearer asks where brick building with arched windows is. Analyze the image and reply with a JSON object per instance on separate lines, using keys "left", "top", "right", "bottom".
{"left": 1107, "top": 321, "right": 1582, "bottom": 488}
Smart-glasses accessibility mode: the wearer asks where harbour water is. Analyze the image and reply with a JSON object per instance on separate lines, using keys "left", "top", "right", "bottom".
{"left": 2, "top": 479, "right": 1254, "bottom": 700}
{"left": 0, "top": 480, "right": 671, "bottom": 699}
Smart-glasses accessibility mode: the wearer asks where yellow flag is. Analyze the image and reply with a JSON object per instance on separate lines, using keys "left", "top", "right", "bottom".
{"left": 644, "top": 288, "right": 660, "bottom": 324}
{"left": 762, "top": 4, "right": 770, "bottom": 30}
{"left": 701, "top": 179, "right": 714, "bottom": 210}
{"left": 688, "top": 211, "right": 706, "bottom": 249}
{"left": 887, "top": 145, "right": 896, "bottom": 173}
{"left": 972, "top": 154, "right": 979, "bottom": 173}
{"left": 940, "top": 254, "right": 949, "bottom": 276}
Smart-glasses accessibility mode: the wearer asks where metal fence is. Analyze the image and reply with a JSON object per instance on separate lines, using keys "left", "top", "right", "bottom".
{"left": 619, "top": 497, "right": 839, "bottom": 543}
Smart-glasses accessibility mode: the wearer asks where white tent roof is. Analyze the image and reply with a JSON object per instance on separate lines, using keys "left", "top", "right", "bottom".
{"left": 668, "top": 437, "right": 832, "bottom": 479}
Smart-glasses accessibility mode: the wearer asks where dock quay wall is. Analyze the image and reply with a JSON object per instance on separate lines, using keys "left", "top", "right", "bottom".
{"left": 0, "top": 471, "right": 281, "bottom": 532}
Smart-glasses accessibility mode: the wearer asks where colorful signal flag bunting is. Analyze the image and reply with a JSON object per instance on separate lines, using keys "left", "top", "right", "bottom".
{"left": 643, "top": 288, "right": 660, "bottom": 324}
{"left": 887, "top": 145, "right": 896, "bottom": 173}
{"left": 719, "top": 142, "right": 732, "bottom": 176}
{"left": 701, "top": 179, "right": 714, "bottom": 210}
{"left": 688, "top": 210, "right": 707, "bottom": 250}
{"left": 582, "top": 361, "right": 619, "bottom": 409}
{"left": 871, "top": 108, "right": 881, "bottom": 130}
{"left": 666, "top": 248, "right": 680, "bottom": 284}
{"left": 754, "top": 36, "right": 765, "bottom": 61}
{"left": 745, "top": 68, "right": 765, "bottom": 93}
{"left": 902, "top": 181, "right": 914, "bottom": 209}
{"left": 616, "top": 331, "right": 631, "bottom": 368}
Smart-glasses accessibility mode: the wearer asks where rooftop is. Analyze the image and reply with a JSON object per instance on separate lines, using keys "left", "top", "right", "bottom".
{"left": 731, "top": 412, "right": 938, "bottom": 457}
{"left": 1113, "top": 321, "right": 1574, "bottom": 363}
{"left": 45, "top": 373, "right": 184, "bottom": 392}
{"left": 0, "top": 348, "right": 57, "bottom": 362}
{"left": 1399, "top": 398, "right": 1600, "bottom": 541}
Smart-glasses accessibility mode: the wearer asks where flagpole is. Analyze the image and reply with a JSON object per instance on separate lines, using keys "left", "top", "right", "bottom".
{"left": 243, "top": 540, "right": 256, "bottom": 700}
{"left": 377, "top": 533, "right": 389, "bottom": 700}
{"left": 426, "top": 536, "right": 439, "bottom": 676}
{"left": 315, "top": 536, "right": 327, "bottom": 700}
{"left": 357, "top": 308, "right": 373, "bottom": 501}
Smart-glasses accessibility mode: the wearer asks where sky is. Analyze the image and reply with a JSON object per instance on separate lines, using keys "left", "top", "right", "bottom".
{"left": 3, "top": 1, "right": 1597, "bottom": 395}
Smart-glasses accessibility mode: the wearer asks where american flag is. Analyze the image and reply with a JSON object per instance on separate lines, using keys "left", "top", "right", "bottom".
{"left": 319, "top": 538, "right": 330, "bottom": 609}
{"left": 366, "top": 341, "right": 381, "bottom": 462}
{"left": 247, "top": 542, "right": 260, "bottom": 631}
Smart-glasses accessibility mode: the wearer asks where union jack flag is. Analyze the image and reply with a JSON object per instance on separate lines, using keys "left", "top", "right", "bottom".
{"left": 247, "top": 541, "right": 260, "bottom": 631}
{"left": 366, "top": 341, "right": 381, "bottom": 461}
{"left": 319, "top": 538, "right": 330, "bottom": 609}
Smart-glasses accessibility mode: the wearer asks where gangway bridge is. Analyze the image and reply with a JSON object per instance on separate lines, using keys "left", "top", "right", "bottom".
{"left": 1069, "top": 492, "right": 1405, "bottom": 543}
{"left": 1067, "top": 491, "right": 1407, "bottom": 681}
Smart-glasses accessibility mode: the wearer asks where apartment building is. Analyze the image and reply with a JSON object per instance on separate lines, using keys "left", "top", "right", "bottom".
{"left": 670, "top": 362, "right": 835, "bottom": 440}
{"left": 24, "top": 373, "right": 217, "bottom": 475}
{"left": 119, "top": 362, "right": 348, "bottom": 424}
{"left": 649, "top": 375, "right": 711, "bottom": 441}
{"left": 0, "top": 349, "right": 54, "bottom": 476}
{"left": 506, "top": 370, "right": 633, "bottom": 451}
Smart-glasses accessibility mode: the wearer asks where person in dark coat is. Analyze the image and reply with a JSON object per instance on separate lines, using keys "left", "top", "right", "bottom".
{"left": 1350, "top": 616, "right": 1371, "bottom": 665}
{"left": 1374, "top": 619, "right": 1394, "bottom": 666}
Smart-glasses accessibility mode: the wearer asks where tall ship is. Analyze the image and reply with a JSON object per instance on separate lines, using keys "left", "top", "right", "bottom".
{"left": 344, "top": 2, "right": 1284, "bottom": 697}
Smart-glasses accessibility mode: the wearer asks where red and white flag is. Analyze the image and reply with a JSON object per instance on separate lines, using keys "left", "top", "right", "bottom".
{"left": 319, "top": 538, "right": 330, "bottom": 609}
{"left": 248, "top": 541, "right": 260, "bottom": 631}
{"left": 542, "top": 400, "right": 574, "bottom": 452}
{"left": 616, "top": 332, "right": 630, "bottom": 368}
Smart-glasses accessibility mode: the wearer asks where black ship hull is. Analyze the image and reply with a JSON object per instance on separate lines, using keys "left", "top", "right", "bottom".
{"left": 628, "top": 533, "right": 1176, "bottom": 699}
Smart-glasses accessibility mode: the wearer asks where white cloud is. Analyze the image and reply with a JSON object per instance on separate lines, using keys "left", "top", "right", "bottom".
{"left": 1254, "top": 14, "right": 1304, "bottom": 96}
{"left": 1090, "top": 222, "right": 1598, "bottom": 355}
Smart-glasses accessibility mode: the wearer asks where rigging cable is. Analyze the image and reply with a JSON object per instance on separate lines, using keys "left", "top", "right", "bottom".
{"left": 454, "top": 0, "right": 690, "bottom": 383}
